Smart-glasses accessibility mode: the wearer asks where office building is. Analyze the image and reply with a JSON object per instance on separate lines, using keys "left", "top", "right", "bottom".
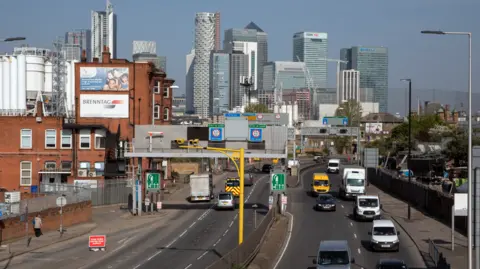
{"left": 293, "top": 32, "right": 328, "bottom": 88}
{"left": 263, "top": 61, "right": 306, "bottom": 91}
{"left": 339, "top": 70, "right": 360, "bottom": 103}
{"left": 185, "top": 49, "right": 195, "bottom": 113}
{"left": 65, "top": 29, "right": 91, "bottom": 61}
{"left": 132, "top": 41, "right": 167, "bottom": 72}
{"left": 91, "top": 0, "right": 117, "bottom": 60}
{"left": 340, "top": 46, "right": 389, "bottom": 112}
{"left": 245, "top": 22, "right": 268, "bottom": 92}
{"left": 229, "top": 52, "right": 249, "bottom": 109}
{"left": 210, "top": 51, "right": 230, "bottom": 115}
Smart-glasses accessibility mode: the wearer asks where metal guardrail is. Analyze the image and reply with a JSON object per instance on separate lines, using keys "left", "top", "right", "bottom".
{"left": 428, "top": 239, "right": 451, "bottom": 269}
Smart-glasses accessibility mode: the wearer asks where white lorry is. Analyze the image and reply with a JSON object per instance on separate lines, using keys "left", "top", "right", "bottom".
{"left": 189, "top": 174, "right": 213, "bottom": 202}
{"left": 339, "top": 166, "right": 366, "bottom": 199}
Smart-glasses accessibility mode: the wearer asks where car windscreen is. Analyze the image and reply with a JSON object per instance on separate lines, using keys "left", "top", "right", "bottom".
{"left": 378, "top": 264, "right": 408, "bottom": 269}
{"left": 359, "top": 198, "right": 378, "bottom": 207}
{"left": 314, "top": 180, "right": 329, "bottom": 186}
{"left": 219, "top": 193, "right": 232, "bottom": 200}
{"left": 347, "top": 178, "right": 364, "bottom": 186}
{"left": 318, "top": 251, "right": 349, "bottom": 265}
{"left": 328, "top": 163, "right": 339, "bottom": 167}
{"left": 226, "top": 180, "right": 240, "bottom": 187}
{"left": 373, "top": 227, "right": 396, "bottom": 236}
{"left": 317, "top": 196, "right": 334, "bottom": 202}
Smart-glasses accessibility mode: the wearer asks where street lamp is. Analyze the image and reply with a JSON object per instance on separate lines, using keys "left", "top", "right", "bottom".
{"left": 421, "top": 29, "right": 472, "bottom": 269}
{"left": 1, "top": 37, "right": 26, "bottom": 43}
{"left": 401, "top": 78, "right": 412, "bottom": 220}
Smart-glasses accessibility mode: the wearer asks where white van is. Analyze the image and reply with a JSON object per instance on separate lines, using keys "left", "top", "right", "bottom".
{"left": 353, "top": 195, "right": 382, "bottom": 220}
{"left": 327, "top": 159, "right": 340, "bottom": 174}
{"left": 368, "top": 219, "right": 400, "bottom": 252}
{"left": 339, "top": 168, "right": 366, "bottom": 199}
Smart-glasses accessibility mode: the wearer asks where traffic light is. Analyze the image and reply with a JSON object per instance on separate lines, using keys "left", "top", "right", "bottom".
{"left": 175, "top": 138, "right": 185, "bottom": 145}
{"left": 188, "top": 139, "right": 199, "bottom": 146}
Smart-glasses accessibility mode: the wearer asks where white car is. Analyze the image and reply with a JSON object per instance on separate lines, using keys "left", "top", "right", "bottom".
{"left": 327, "top": 159, "right": 340, "bottom": 174}
{"left": 368, "top": 219, "right": 400, "bottom": 252}
{"left": 216, "top": 192, "right": 235, "bottom": 210}
{"left": 353, "top": 195, "right": 382, "bottom": 220}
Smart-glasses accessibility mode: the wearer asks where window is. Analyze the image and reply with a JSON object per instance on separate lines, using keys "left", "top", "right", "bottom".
{"left": 20, "top": 129, "right": 32, "bottom": 149}
{"left": 44, "top": 161, "right": 56, "bottom": 170}
{"left": 79, "top": 162, "right": 91, "bottom": 170}
{"left": 94, "top": 129, "right": 106, "bottom": 149}
{"left": 153, "top": 86, "right": 160, "bottom": 94}
{"left": 45, "top": 129, "right": 57, "bottom": 148}
{"left": 154, "top": 105, "right": 160, "bottom": 119}
{"left": 20, "top": 161, "right": 32, "bottom": 186}
{"left": 95, "top": 162, "right": 105, "bottom": 176}
{"left": 61, "top": 130, "right": 72, "bottom": 149}
{"left": 163, "top": 107, "right": 170, "bottom": 121}
{"left": 61, "top": 161, "right": 72, "bottom": 171}
{"left": 163, "top": 87, "right": 169, "bottom": 98}
{"left": 79, "top": 129, "right": 91, "bottom": 149}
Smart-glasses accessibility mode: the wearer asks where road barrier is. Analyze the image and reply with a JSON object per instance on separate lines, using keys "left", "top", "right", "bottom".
{"left": 428, "top": 239, "right": 451, "bottom": 269}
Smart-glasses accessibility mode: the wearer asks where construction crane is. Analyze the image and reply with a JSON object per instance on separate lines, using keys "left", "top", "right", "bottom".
{"left": 296, "top": 55, "right": 318, "bottom": 120}
{"left": 317, "top": 58, "right": 348, "bottom": 104}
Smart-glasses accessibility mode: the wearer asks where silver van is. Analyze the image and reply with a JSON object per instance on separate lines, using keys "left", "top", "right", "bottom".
{"left": 312, "top": 240, "right": 355, "bottom": 269}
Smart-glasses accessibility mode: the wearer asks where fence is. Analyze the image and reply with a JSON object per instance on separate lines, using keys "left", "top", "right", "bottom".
{"left": 206, "top": 209, "right": 276, "bottom": 269}
{"left": 40, "top": 179, "right": 132, "bottom": 207}
{"left": 428, "top": 239, "right": 451, "bottom": 269}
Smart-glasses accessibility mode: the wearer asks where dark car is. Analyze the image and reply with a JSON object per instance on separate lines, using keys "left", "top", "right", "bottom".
{"left": 376, "top": 259, "right": 408, "bottom": 269}
{"left": 314, "top": 194, "right": 336, "bottom": 211}
{"left": 262, "top": 164, "right": 272, "bottom": 173}
{"left": 244, "top": 173, "right": 254, "bottom": 186}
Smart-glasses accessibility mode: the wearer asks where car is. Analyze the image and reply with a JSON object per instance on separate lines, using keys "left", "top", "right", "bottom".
{"left": 312, "top": 240, "right": 355, "bottom": 269}
{"left": 216, "top": 192, "right": 235, "bottom": 210}
{"left": 376, "top": 259, "right": 408, "bottom": 269}
{"left": 327, "top": 159, "right": 340, "bottom": 174}
{"left": 353, "top": 195, "right": 382, "bottom": 221}
{"left": 244, "top": 173, "right": 254, "bottom": 186}
{"left": 368, "top": 219, "right": 400, "bottom": 252}
{"left": 314, "top": 194, "right": 336, "bottom": 211}
{"left": 262, "top": 164, "right": 272, "bottom": 173}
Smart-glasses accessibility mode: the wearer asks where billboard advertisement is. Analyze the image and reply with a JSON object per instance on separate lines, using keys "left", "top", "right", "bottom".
{"left": 80, "top": 67, "right": 129, "bottom": 91}
{"left": 80, "top": 94, "right": 129, "bottom": 118}
{"left": 365, "top": 123, "right": 383, "bottom": 134}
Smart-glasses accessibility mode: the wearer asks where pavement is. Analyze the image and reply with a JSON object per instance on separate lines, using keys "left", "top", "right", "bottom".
{"left": 276, "top": 165, "right": 427, "bottom": 269}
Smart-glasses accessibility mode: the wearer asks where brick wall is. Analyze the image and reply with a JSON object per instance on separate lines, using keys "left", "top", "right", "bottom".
{"left": 170, "top": 163, "right": 199, "bottom": 175}
{"left": 0, "top": 201, "right": 92, "bottom": 242}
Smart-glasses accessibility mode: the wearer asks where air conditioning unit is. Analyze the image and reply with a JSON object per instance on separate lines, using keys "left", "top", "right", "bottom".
{"left": 88, "top": 171, "right": 97, "bottom": 177}
{"left": 78, "top": 169, "right": 88, "bottom": 177}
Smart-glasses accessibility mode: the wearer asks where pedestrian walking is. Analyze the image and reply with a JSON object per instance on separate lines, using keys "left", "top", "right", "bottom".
{"left": 33, "top": 214, "right": 43, "bottom": 237}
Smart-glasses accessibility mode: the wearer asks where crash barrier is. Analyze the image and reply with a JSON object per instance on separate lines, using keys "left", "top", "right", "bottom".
{"left": 428, "top": 239, "right": 451, "bottom": 269}
{"left": 367, "top": 168, "right": 467, "bottom": 235}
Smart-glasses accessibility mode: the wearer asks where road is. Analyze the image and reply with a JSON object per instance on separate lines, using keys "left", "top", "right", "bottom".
{"left": 277, "top": 165, "right": 427, "bottom": 269}
{"left": 0, "top": 172, "right": 270, "bottom": 269}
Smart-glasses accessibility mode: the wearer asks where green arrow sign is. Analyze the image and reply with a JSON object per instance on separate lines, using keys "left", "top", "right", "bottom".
{"left": 146, "top": 173, "right": 161, "bottom": 191}
{"left": 271, "top": 173, "right": 286, "bottom": 191}
{"left": 249, "top": 124, "right": 266, "bottom": 128}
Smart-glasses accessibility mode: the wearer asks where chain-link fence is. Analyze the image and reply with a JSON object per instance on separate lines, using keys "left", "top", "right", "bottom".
{"left": 40, "top": 179, "right": 132, "bottom": 207}
{"left": 206, "top": 209, "right": 276, "bottom": 269}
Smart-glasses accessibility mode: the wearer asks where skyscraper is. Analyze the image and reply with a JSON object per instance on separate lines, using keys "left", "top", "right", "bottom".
{"left": 65, "top": 29, "right": 91, "bottom": 61}
{"left": 91, "top": 0, "right": 117, "bottom": 60}
{"left": 214, "top": 12, "right": 221, "bottom": 51}
{"left": 186, "top": 49, "right": 195, "bottom": 113}
{"left": 132, "top": 41, "right": 167, "bottom": 72}
{"left": 293, "top": 32, "right": 328, "bottom": 88}
{"left": 210, "top": 51, "right": 230, "bottom": 115}
{"left": 339, "top": 70, "right": 360, "bottom": 103}
{"left": 193, "top": 12, "right": 217, "bottom": 117}
{"left": 340, "top": 46, "right": 389, "bottom": 112}
{"left": 263, "top": 61, "right": 306, "bottom": 91}
{"left": 229, "top": 52, "right": 249, "bottom": 109}
{"left": 245, "top": 22, "right": 268, "bottom": 92}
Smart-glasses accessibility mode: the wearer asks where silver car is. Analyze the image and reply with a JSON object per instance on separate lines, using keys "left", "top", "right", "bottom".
{"left": 216, "top": 192, "right": 235, "bottom": 210}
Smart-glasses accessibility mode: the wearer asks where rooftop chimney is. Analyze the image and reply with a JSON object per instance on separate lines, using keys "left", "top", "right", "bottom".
{"left": 35, "top": 101, "right": 44, "bottom": 117}
{"left": 102, "top": 46, "right": 111, "bottom": 63}
{"left": 81, "top": 50, "right": 87, "bottom": 62}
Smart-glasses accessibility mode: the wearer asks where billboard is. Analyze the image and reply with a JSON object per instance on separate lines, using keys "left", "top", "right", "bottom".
{"left": 80, "top": 94, "right": 129, "bottom": 118}
{"left": 365, "top": 123, "right": 383, "bottom": 134}
{"left": 80, "top": 67, "right": 129, "bottom": 91}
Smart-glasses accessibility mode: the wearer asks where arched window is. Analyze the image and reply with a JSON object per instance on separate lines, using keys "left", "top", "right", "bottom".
{"left": 163, "top": 107, "right": 170, "bottom": 121}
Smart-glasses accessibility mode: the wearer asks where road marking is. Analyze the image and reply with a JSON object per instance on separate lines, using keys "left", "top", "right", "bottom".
{"left": 189, "top": 221, "right": 196, "bottom": 228}
{"left": 223, "top": 229, "right": 229, "bottom": 236}
{"left": 234, "top": 214, "right": 238, "bottom": 220}
{"left": 165, "top": 239, "right": 177, "bottom": 248}
{"left": 229, "top": 220, "right": 234, "bottom": 227}
{"left": 350, "top": 222, "right": 353, "bottom": 227}
{"left": 357, "top": 248, "right": 361, "bottom": 254}
{"left": 184, "top": 264, "right": 192, "bottom": 269}
{"left": 147, "top": 250, "right": 163, "bottom": 261}
{"left": 353, "top": 233, "right": 357, "bottom": 239}
{"left": 341, "top": 205, "right": 344, "bottom": 208}
{"left": 213, "top": 238, "right": 221, "bottom": 246}
{"left": 273, "top": 211, "right": 294, "bottom": 269}
{"left": 179, "top": 230, "right": 188, "bottom": 237}
{"left": 197, "top": 251, "right": 209, "bottom": 260}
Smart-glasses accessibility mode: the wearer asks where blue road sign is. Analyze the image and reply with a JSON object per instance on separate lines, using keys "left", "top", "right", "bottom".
{"left": 225, "top": 113, "right": 241, "bottom": 117}
{"left": 242, "top": 113, "right": 256, "bottom": 116}
{"left": 249, "top": 128, "right": 263, "bottom": 142}
{"left": 209, "top": 127, "right": 224, "bottom": 141}
{"left": 342, "top": 118, "right": 348, "bottom": 125}
{"left": 322, "top": 117, "right": 348, "bottom": 126}
{"left": 322, "top": 118, "right": 328, "bottom": 125}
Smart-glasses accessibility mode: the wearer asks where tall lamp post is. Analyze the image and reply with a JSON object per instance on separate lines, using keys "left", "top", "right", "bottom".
{"left": 421, "top": 30, "right": 472, "bottom": 269}
{"left": 0, "top": 37, "right": 26, "bottom": 43}
{"left": 240, "top": 76, "right": 254, "bottom": 107}
{"left": 401, "top": 79, "right": 412, "bottom": 220}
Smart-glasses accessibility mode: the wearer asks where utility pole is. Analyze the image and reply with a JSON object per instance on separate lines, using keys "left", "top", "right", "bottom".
{"left": 401, "top": 78, "right": 412, "bottom": 220}
{"left": 240, "top": 76, "right": 254, "bottom": 107}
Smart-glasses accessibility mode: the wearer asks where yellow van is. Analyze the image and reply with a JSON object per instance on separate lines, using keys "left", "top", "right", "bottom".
{"left": 311, "top": 173, "right": 331, "bottom": 196}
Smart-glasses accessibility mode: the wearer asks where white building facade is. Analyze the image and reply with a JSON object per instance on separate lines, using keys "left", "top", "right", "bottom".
{"left": 185, "top": 49, "right": 195, "bottom": 113}
{"left": 91, "top": 0, "right": 117, "bottom": 60}
{"left": 339, "top": 69, "right": 360, "bottom": 103}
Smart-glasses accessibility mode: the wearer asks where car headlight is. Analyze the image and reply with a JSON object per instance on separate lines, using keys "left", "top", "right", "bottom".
{"left": 375, "top": 210, "right": 381, "bottom": 214}
{"left": 393, "top": 239, "right": 399, "bottom": 243}
{"left": 371, "top": 239, "right": 379, "bottom": 244}
{"left": 356, "top": 209, "right": 363, "bottom": 214}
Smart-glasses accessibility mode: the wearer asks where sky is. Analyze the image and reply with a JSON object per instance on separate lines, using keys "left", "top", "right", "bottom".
{"left": 0, "top": 0, "right": 478, "bottom": 114}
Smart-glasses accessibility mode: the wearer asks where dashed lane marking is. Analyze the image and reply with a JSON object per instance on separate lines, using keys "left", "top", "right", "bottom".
{"left": 350, "top": 222, "right": 353, "bottom": 227}
{"left": 357, "top": 248, "right": 361, "bottom": 254}
{"left": 353, "top": 233, "right": 357, "bottom": 239}
{"left": 213, "top": 238, "right": 221, "bottom": 246}
{"left": 197, "top": 251, "right": 209, "bottom": 260}
{"left": 223, "top": 229, "right": 229, "bottom": 237}
{"left": 179, "top": 230, "right": 188, "bottom": 237}
{"left": 341, "top": 205, "right": 344, "bottom": 208}
{"left": 229, "top": 220, "right": 234, "bottom": 227}
{"left": 184, "top": 264, "right": 192, "bottom": 269}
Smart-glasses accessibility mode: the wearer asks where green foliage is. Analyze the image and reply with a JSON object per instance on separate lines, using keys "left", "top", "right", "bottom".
{"left": 244, "top": 104, "right": 269, "bottom": 113}
{"left": 335, "top": 100, "right": 363, "bottom": 126}
{"left": 443, "top": 132, "right": 480, "bottom": 166}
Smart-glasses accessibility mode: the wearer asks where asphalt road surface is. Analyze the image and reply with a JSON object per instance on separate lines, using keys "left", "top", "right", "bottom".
{"left": 277, "top": 165, "right": 427, "bottom": 269}
{"left": 0, "top": 172, "right": 270, "bottom": 269}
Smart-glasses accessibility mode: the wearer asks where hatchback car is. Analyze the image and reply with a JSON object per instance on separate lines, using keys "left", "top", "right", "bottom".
{"left": 314, "top": 194, "right": 336, "bottom": 211}
{"left": 376, "top": 259, "right": 408, "bottom": 269}
{"left": 216, "top": 192, "right": 235, "bottom": 210}
{"left": 244, "top": 173, "right": 254, "bottom": 186}
{"left": 262, "top": 164, "right": 273, "bottom": 173}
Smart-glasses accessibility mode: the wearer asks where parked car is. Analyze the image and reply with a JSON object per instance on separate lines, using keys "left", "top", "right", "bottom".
{"left": 262, "top": 164, "right": 273, "bottom": 173}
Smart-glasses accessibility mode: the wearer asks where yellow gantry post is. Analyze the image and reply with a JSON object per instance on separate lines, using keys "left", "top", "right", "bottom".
{"left": 238, "top": 147, "right": 245, "bottom": 245}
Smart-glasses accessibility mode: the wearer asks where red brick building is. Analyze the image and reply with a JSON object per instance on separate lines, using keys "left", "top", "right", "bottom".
{"left": 0, "top": 47, "right": 175, "bottom": 192}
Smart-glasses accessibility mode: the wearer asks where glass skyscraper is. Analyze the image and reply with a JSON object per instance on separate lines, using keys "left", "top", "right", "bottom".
{"left": 263, "top": 61, "right": 306, "bottom": 91}
{"left": 340, "top": 46, "right": 389, "bottom": 112}
{"left": 210, "top": 51, "right": 230, "bottom": 115}
{"left": 292, "top": 32, "right": 328, "bottom": 88}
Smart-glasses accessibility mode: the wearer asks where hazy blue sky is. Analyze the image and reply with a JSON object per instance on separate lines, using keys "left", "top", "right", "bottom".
{"left": 0, "top": 0, "right": 478, "bottom": 113}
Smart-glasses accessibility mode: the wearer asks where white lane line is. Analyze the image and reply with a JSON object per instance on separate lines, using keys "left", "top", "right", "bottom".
{"left": 197, "top": 251, "right": 209, "bottom": 260}
{"left": 273, "top": 212, "right": 294, "bottom": 269}
{"left": 357, "top": 248, "right": 361, "bottom": 254}
{"left": 341, "top": 204, "right": 344, "bottom": 208}
{"left": 353, "top": 233, "right": 357, "bottom": 239}
{"left": 184, "top": 264, "right": 192, "bottom": 269}
{"left": 234, "top": 214, "right": 238, "bottom": 220}
{"left": 223, "top": 229, "right": 229, "bottom": 236}
{"left": 147, "top": 250, "right": 163, "bottom": 261}
{"left": 165, "top": 239, "right": 177, "bottom": 248}
{"left": 213, "top": 238, "right": 221, "bottom": 246}
{"left": 229, "top": 220, "right": 234, "bottom": 227}
{"left": 188, "top": 221, "right": 196, "bottom": 229}
{"left": 350, "top": 222, "right": 353, "bottom": 227}
{"left": 179, "top": 230, "right": 188, "bottom": 237}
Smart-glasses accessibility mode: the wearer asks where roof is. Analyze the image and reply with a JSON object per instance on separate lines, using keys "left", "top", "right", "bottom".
{"left": 373, "top": 219, "right": 395, "bottom": 227}
{"left": 361, "top": 112, "right": 404, "bottom": 123}
{"left": 244, "top": 21, "right": 264, "bottom": 32}
{"left": 329, "top": 159, "right": 341, "bottom": 163}
{"left": 313, "top": 173, "right": 328, "bottom": 176}
{"left": 377, "top": 258, "right": 406, "bottom": 265}
{"left": 319, "top": 240, "right": 349, "bottom": 251}
{"left": 357, "top": 195, "right": 379, "bottom": 199}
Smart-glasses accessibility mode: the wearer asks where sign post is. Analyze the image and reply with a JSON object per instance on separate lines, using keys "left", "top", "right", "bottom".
{"left": 25, "top": 204, "right": 29, "bottom": 247}
{"left": 454, "top": 193, "right": 468, "bottom": 250}
{"left": 271, "top": 173, "right": 286, "bottom": 192}
{"left": 56, "top": 196, "right": 67, "bottom": 235}
{"left": 252, "top": 204, "right": 258, "bottom": 228}
{"left": 146, "top": 173, "right": 161, "bottom": 192}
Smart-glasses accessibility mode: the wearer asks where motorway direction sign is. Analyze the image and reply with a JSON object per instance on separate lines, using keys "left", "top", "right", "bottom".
{"left": 322, "top": 117, "right": 348, "bottom": 126}
{"left": 208, "top": 124, "right": 225, "bottom": 128}
{"left": 364, "top": 148, "right": 379, "bottom": 168}
{"left": 225, "top": 113, "right": 241, "bottom": 117}
{"left": 249, "top": 124, "right": 266, "bottom": 128}
{"left": 146, "top": 173, "right": 160, "bottom": 191}
{"left": 249, "top": 128, "right": 263, "bottom": 142}
{"left": 271, "top": 173, "right": 286, "bottom": 192}
{"left": 209, "top": 127, "right": 224, "bottom": 141}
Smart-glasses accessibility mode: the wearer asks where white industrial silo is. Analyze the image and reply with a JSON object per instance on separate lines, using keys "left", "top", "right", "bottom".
{"left": 66, "top": 62, "right": 72, "bottom": 114}
{"left": 2, "top": 57, "right": 11, "bottom": 110}
{"left": 273, "top": 104, "right": 279, "bottom": 113}
{"left": 0, "top": 57, "right": 3, "bottom": 110}
{"left": 293, "top": 101, "right": 299, "bottom": 123}
{"left": 10, "top": 56, "right": 18, "bottom": 110}
{"left": 26, "top": 56, "right": 45, "bottom": 93}
{"left": 280, "top": 102, "right": 287, "bottom": 113}
{"left": 70, "top": 60, "right": 78, "bottom": 113}
{"left": 286, "top": 102, "right": 293, "bottom": 127}
{"left": 17, "top": 54, "right": 27, "bottom": 111}
{"left": 44, "top": 61, "right": 53, "bottom": 92}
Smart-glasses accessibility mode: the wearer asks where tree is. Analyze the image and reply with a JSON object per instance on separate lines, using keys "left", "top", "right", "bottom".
{"left": 335, "top": 100, "right": 363, "bottom": 126}
{"left": 244, "top": 104, "right": 269, "bottom": 113}
{"left": 443, "top": 132, "right": 480, "bottom": 166}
